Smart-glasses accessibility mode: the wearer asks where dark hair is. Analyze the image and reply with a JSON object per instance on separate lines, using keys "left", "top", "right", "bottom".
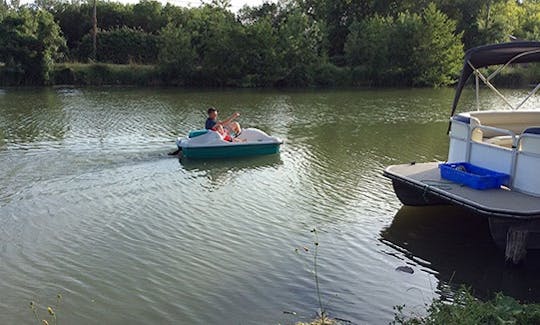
{"left": 207, "top": 107, "right": 217, "bottom": 114}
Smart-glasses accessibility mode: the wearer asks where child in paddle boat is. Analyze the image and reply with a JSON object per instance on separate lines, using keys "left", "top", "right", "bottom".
{"left": 205, "top": 107, "right": 244, "bottom": 142}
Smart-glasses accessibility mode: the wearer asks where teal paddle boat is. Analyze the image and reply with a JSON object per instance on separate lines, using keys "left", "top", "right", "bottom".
{"left": 176, "top": 128, "right": 282, "bottom": 159}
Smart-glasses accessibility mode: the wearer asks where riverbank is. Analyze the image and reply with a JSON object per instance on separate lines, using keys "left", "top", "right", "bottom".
{"left": 53, "top": 63, "right": 162, "bottom": 87}
{"left": 0, "top": 62, "right": 536, "bottom": 88}
{"left": 393, "top": 288, "right": 540, "bottom": 324}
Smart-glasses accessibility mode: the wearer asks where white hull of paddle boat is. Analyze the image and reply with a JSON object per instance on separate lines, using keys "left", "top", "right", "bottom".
{"left": 176, "top": 128, "right": 282, "bottom": 159}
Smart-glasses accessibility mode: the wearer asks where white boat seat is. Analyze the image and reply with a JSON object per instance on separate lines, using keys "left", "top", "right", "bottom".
{"left": 469, "top": 111, "right": 540, "bottom": 137}
{"left": 484, "top": 135, "right": 515, "bottom": 148}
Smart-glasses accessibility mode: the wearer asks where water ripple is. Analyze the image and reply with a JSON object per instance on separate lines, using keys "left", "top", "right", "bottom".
{"left": 2, "top": 88, "right": 531, "bottom": 324}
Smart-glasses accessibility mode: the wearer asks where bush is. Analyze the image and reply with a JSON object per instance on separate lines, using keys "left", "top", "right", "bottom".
{"left": 0, "top": 66, "right": 25, "bottom": 86}
{"left": 312, "top": 63, "right": 351, "bottom": 87}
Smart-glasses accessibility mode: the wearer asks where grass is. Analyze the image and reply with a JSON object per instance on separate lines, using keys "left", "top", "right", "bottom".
{"left": 393, "top": 287, "right": 540, "bottom": 325}
{"left": 52, "top": 62, "right": 162, "bottom": 86}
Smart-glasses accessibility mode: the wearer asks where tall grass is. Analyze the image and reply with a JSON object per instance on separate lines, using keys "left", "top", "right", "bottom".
{"left": 53, "top": 63, "right": 162, "bottom": 86}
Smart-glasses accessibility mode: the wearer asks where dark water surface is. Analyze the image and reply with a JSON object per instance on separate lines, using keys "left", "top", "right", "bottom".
{"left": 1, "top": 87, "right": 540, "bottom": 324}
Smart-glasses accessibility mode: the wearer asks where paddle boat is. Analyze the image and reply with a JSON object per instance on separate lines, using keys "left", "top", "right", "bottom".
{"left": 176, "top": 128, "right": 282, "bottom": 159}
{"left": 384, "top": 41, "right": 540, "bottom": 264}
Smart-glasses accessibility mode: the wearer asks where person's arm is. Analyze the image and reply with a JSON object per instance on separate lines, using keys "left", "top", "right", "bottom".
{"left": 220, "top": 112, "right": 240, "bottom": 126}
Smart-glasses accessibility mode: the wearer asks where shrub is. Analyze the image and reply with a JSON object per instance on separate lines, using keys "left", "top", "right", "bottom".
{"left": 393, "top": 288, "right": 540, "bottom": 325}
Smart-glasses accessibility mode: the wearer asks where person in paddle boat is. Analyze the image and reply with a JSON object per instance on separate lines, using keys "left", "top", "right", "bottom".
{"left": 168, "top": 107, "right": 244, "bottom": 155}
{"left": 205, "top": 107, "right": 243, "bottom": 142}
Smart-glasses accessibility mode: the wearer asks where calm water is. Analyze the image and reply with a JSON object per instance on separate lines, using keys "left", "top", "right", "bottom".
{"left": 1, "top": 87, "right": 540, "bottom": 324}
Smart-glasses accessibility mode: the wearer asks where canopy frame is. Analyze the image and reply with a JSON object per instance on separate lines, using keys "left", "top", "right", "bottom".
{"left": 449, "top": 42, "right": 540, "bottom": 122}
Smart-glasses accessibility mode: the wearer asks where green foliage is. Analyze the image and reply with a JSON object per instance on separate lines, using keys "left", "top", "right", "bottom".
{"left": 298, "top": 0, "right": 372, "bottom": 58}
{"left": 312, "top": 62, "right": 350, "bottom": 87}
{"left": 475, "top": 0, "right": 521, "bottom": 45}
{"left": 157, "top": 22, "right": 196, "bottom": 84}
{"left": 78, "top": 27, "right": 158, "bottom": 64}
{"left": 0, "top": 8, "right": 65, "bottom": 85}
{"left": 53, "top": 62, "right": 160, "bottom": 86}
{"left": 132, "top": 0, "right": 166, "bottom": 33}
{"left": 344, "top": 4, "right": 462, "bottom": 86}
{"left": 275, "top": 7, "right": 324, "bottom": 86}
{"left": 515, "top": 1, "right": 540, "bottom": 41}
{"left": 237, "top": 17, "right": 279, "bottom": 86}
{"left": 393, "top": 288, "right": 540, "bottom": 325}
{"left": 344, "top": 15, "right": 394, "bottom": 84}
{"left": 413, "top": 3, "right": 463, "bottom": 86}
{"left": 3, "top": 0, "right": 540, "bottom": 87}
{"left": 188, "top": 4, "right": 244, "bottom": 86}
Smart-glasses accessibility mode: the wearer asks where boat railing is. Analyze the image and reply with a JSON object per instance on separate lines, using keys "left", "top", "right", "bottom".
{"left": 472, "top": 125, "right": 518, "bottom": 148}
{"left": 470, "top": 125, "right": 517, "bottom": 188}
{"left": 449, "top": 116, "right": 540, "bottom": 195}
{"left": 514, "top": 129, "right": 540, "bottom": 196}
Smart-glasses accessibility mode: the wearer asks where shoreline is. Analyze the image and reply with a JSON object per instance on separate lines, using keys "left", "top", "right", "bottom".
{"left": 1, "top": 63, "right": 537, "bottom": 89}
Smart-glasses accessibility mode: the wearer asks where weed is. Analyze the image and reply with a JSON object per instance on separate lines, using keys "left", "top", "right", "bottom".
{"left": 29, "top": 293, "right": 62, "bottom": 325}
{"left": 392, "top": 287, "right": 540, "bottom": 324}
{"left": 295, "top": 228, "right": 341, "bottom": 325}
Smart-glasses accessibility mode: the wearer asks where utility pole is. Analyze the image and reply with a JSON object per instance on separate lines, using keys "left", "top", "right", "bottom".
{"left": 92, "top": 0, "right": 97, "bottom": 61}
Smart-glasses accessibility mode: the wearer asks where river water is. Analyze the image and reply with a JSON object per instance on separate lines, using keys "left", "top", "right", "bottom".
{"left": 1, "top": 87, "right": 540, "bottom": 324}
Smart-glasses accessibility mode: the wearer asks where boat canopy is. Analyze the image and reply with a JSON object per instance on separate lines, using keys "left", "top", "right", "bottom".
{"left": 450, "top": 41, "right": 540, "bottom": 117}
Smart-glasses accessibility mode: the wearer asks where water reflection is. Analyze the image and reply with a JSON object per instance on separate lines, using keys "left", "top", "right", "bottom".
{"left": 0, "top": 88, "right": 67, "bottom": 144}
{"left": 3, "top": 87, "right": 539, "bottom": 324}
{"left": 179, "top": 154, "right": 283, "bottom": 190}
{"left": 381, "top": 205, "right": 540, "bottom": 302}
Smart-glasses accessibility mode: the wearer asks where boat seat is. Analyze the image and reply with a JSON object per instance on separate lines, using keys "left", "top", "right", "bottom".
{"left": 469, "top": 111, "right": 540, "bottom": 137}
{"left": 189, "top": 129, "right": 209, "bottom": 138}
{"left": 484, "top": 135, "right": 515, "bottom": 148}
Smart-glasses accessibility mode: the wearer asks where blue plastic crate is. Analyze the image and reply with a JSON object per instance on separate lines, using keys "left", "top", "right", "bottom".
{"left": 439, "top": 162, "right": 510, "bottom": 190}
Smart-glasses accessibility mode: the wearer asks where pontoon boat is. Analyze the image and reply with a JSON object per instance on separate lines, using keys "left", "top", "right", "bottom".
{"left": 384, "top": 41, "right": 540, "bottom": 264}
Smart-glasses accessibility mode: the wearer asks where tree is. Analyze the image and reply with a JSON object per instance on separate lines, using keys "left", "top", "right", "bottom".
{"left": 298, "top": 0, "right": 371, "bottom": 58}
{"left": 132, "top": 0, "right": 165, "bottom": 33}
{"left": 238, "top": 17, "right": 280, "bottom": 86}
{"left": 158, "top": 22, "right": 196, "bottom": 83}
{"left": 275, "top": 7, "right": 324, "bottom": 86}
{"left": 475, "top": 0, "right": 522, "bottom": 44}
{"left": 298, "top": 0, "right": 374, "bottom": 57}
{"left": 344, "top": 16, "right": 392, "bottom": 74}
{"left": 516, "top": 0, "right": 540, "bottom": 40}
{"left": 183, "top": 4, "right": 244, "bottom": 85}
{"left": 412, "top": 3, "right": 463, "bottom": 86}
{"left": 78, "top": 27, "right": 158, "bottom": 63}
{"left": 0, "top": 8, "right": 66, "bottom": 84}
{"left": 344, "top": 4, "right": 462, "bottom": 86}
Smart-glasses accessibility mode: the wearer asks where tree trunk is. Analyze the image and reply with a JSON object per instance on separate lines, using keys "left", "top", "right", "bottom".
{"left": 92, "top": 0, "right": 97, "bottom": 61}
{"left": 485, "top": 0, "right": 491, "bottom": 30}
